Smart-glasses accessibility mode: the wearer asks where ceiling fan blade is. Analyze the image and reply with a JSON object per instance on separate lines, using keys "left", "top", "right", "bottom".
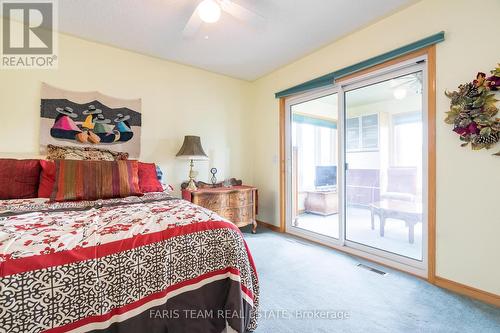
{"left": 391, "top": 74, "right": 420, "bottom": 88}
{"left": 183, "top": 8, "right": 202, "bottom": 38}
{"left": 219, "top": 0, "right": 265, "bottom": 27}
{"left": 392, "top": 81, "right": 412, "bottom": 89}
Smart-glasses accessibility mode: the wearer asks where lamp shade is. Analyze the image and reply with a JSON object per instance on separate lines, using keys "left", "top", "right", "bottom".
{"left": 176, "top": 135, "right": 208, "bottom": 160}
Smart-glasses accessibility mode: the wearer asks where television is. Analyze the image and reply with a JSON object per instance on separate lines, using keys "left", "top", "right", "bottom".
{"left": 315, "top": 166, "right": 337, "bottom": 188}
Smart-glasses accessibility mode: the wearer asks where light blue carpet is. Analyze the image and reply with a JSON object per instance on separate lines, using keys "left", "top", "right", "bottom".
{"left": 241, "top": 226, "right": 500, "bottom": 333}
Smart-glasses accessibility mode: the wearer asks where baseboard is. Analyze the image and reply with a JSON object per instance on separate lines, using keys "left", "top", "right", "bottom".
{"left": 256, "top": 220, "right": 282, "bottom": 232}
{"left": 434, "top": 276, "right": 500, "bottom": 307}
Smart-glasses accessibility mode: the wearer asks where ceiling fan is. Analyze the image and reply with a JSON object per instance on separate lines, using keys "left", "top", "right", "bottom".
{"left": 390, "top": 72, "right": 422, "bottom": 88}
{"left": 390, "top": 72, "right": 423, "bottom": 99}
{"left": 183, "top": 0, "right": 265, "bottom": 38}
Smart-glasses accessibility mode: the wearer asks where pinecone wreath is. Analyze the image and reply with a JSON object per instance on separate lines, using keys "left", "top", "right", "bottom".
{"left": 473, "top": 132, "right": 499, "bottom": 145}
{"left": 445, "top": 64, "right": 500, "bottom": 156}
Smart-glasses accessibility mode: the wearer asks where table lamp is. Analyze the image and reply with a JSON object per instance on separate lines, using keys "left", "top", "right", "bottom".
{"left": 176, "top": 135, "right": 208, "bottom": 190}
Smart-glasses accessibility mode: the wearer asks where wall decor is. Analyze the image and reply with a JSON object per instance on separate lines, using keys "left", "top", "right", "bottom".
{"left": 40, "top": 83, "right": 142, "bottom": 158}
{"left": 445, "top": 64, "right": 500, "bottom": 155}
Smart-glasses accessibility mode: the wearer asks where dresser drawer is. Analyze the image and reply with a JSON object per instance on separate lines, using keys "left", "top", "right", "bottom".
{"left": 193, "top": 193, "right": 228, "bottom": 210}
{"left": 182, "top": 185, "right": 258, "bottom": 233}
{"left": 228, "top": 190, "right": 253, "bottom": 208}
{"left": 220, "top": 205, "right": 254, "bottom": 223}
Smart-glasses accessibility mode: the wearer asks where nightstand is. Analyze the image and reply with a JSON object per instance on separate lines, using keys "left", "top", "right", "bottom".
{"left": 182, "top": 185, "right": 258, "bottom": 233}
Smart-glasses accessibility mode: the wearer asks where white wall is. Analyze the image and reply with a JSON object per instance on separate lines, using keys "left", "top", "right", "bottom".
{"left": 0, "top": 23, "right": 253, "bottom": 196}
{"left": 250, "top": 0, "right": 500, "bottom": 294}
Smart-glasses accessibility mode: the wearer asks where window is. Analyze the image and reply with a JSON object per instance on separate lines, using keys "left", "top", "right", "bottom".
{"left": 346, "top": 118, "right": 360, "bottom": 151}
{"left": 319, "top": 127, "right": 335, "bottom": 165}
{"left": 346, "top": 114, "right": 379, "bottom": 152}
{"left": 292, "top": 116, "right": 337, "bottom": 191}
{"left": 392, "top": 112, "right": 422, "bottom": 167}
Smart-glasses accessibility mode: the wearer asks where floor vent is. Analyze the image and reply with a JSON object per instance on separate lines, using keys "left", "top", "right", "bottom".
{"left": 357, "top": 263, "right": 388, "bottom": 276}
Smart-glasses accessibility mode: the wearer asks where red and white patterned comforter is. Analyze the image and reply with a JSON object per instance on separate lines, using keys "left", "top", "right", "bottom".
{"left": 0, "top": 193, "right": 259, "bottom": 333}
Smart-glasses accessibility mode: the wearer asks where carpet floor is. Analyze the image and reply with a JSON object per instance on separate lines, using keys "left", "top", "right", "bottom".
{"left": 240, "top": 226, "right": 500, "bottom": 333}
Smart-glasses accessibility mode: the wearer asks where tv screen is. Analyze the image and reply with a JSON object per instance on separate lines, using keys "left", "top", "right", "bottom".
{"left": 315, "top": 166, "right": 337, "bottom": 187}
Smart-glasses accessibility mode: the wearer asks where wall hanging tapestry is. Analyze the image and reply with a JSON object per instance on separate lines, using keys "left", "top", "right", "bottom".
{"left": 445, "top": 64, "right": 500, "bottom": 156}
{"left": 40, "top": 83, "right": 142, "bottom": 158}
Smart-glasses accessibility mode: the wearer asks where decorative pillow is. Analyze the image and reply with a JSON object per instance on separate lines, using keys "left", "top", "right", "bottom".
{"left": 0, "top": 159, "right": 41, "bottom": 199}
{"left": 51, "top": 160, "right": 142, "bottom": 201}
{"left": 138, "top": 162, "right": 164, "bottom": 193}
{"left": 46, "top": 144, "right": 129, "bottom": 161}
{"left": 38, "top": 160, "right": 56, "bottom": 198}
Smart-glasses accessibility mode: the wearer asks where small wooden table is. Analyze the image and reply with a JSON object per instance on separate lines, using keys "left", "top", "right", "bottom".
{"left": 182, "top": 185, "right": 258, "bottom": 233}
{"left": 304, "top": 190, "right": 338, "bottom": 216}
{"left": 369, "top": 199, "right": 422, "bottom": 244}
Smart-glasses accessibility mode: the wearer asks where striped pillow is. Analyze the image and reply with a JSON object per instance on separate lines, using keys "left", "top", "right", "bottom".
{"left": 51, "top": 160, "right": 142, "bottom": 202}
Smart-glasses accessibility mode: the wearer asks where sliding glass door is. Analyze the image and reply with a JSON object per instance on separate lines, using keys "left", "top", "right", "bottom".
{"left": 344, "top": 69, "right": 425, "bottom": 262}
{"left": 289, "top": 92, "right": 340, "bottom": 239}
{"left": 286, "top": 58, "right": 428, "bottom": 274}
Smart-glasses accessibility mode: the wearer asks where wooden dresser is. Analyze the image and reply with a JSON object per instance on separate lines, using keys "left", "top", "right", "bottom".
{"left": 182, "top": 185, "right": 258, "bottom": 233}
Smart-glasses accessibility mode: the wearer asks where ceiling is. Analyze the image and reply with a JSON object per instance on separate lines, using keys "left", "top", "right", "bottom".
{"left": 293, "top": 93, "right": 338, "bottom": 120}
{"left": 292, "top": 72, "right": 422, "bottom": 119}
{"left": 346, "top": 72, "right": 422, "bottom": 107}
{"left": 57, "top": 0, "right": 417, "bottom": 81}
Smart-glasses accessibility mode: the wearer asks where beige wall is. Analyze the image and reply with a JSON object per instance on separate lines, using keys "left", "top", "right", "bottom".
{"left": 250, "top": 0, "right": 500, "bottom": 294}
{"left": 0, "top": 23, "right": 253, "bottom": 195}
{"left": 1, "top": 0, "right": 498, "bottom": 296}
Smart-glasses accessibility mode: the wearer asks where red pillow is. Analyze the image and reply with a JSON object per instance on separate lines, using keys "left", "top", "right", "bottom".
{"left": 38, "top": 160, "right": 56, "bottom": 198}
{"left": 0, "top": 159, "right": 41, "bottom": 199}
{"left": 138, "top": 162, "right": 163, "bottom": 193}
{"left": 51, "top": 160, "right": 143, "bottom": 202}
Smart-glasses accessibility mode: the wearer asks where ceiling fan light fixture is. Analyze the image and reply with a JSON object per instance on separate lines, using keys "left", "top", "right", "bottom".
{"left": 393, "top": 88, "right": 407, "bottom": 100}
{"left": 198, "top": 0, "right": 221, "bottom": 23}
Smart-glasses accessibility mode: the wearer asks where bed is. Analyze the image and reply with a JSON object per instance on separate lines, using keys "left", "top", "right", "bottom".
{"left": 0, "top": 191, "right": 259, "bottom": 333}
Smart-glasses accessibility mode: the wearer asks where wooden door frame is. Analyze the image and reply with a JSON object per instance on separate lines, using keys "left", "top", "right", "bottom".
{"left": 279, "top": 45, "right": 437, "bottom": 281}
